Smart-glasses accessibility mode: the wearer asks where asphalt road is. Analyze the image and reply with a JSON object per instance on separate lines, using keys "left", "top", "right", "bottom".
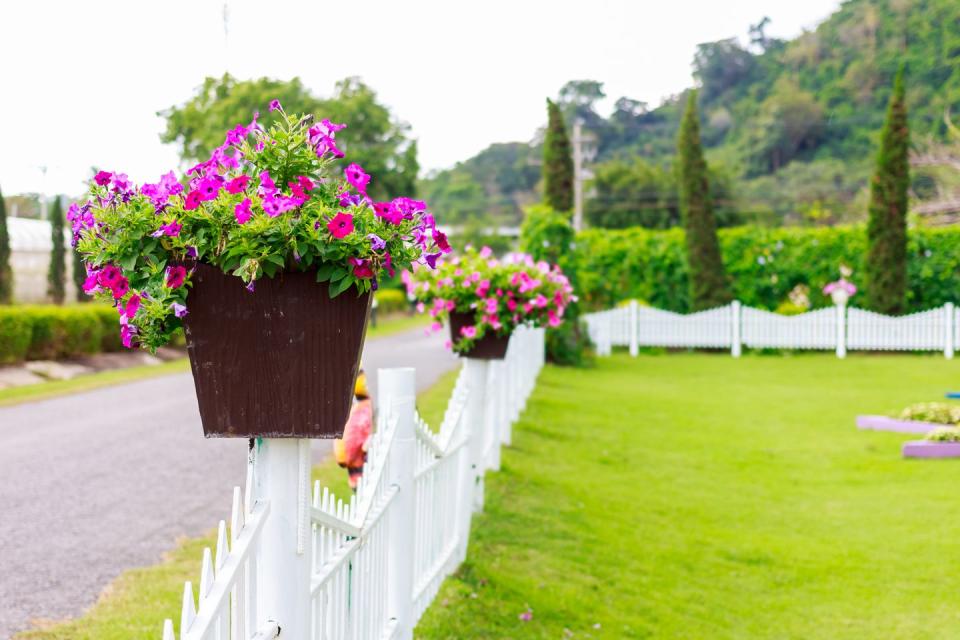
{"left": 0, "top": 327, "right": 458, "bottom": 638}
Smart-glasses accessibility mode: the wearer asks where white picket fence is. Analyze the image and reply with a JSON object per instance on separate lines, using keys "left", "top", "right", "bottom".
{"left": 163, "top": 326, "right": 545, "bottom": 640}
{"left": 585, "top": 300, "right": 957, "bottom": 359}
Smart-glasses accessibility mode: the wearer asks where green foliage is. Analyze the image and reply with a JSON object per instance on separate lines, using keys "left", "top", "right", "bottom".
{"left": 542, "top": 99, "right": 573, "bottom": 213}
{"left": 677, "top": 92, "right": 732, "bottom": 310}
{"left": 91, "top": 305, "right": 124, "bottom": 352}
{"left": 0, "top": 307, "right": 32, "bottom": 363}
{"left": 574, "top": 225, "right": 960, "bottom": 313}
{"left": 374, "top": 288, "right": 408, "bottom": 314}
{"left": 160, "top": 75, "right": 418, "bottom": 200}
{"left": 450, "top": 217, "right": 514, "bottom": 256}
{"left": 896, "top": 402, "right": 960, "bottom": 425}
{"left": 47, "top": 197, "right": 66, "bottom": 304}
{"left": 0, "top": 185, "right": 11, "bottom": 303}
{"left": 22, "top": 306, "right": 103, "bottom": 360}
{"left": 925, "top": 426, "right": 960, "bottom": 442}
{"left": 518, "top": 205, "right": 575, "bottom": 269}
{"left": 865, "top": 67, "right": 910, "bottom": 314}
{"left": 519, "top": 206, "right": 592, "bottom": 365}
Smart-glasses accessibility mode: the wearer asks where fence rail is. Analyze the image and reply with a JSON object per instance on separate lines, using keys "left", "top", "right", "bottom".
{"left": 163, "top": 326, "right": 545, "bottom": 640}
{"left": 585, "top": 301, "right": 957, "bottom": 359}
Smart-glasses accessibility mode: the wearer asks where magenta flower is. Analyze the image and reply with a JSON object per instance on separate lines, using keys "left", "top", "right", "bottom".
{"left": 123, "top": 294, "right": 141, "bottom": 319}
{"left": 345, "top": 163, "right": 370, "bottom": 194}
{"left": 224, "top": 123, "right": 249, "bottom": 146}
{"left": 269, "top": 99, "right": 282, "bottom": 112}
{"left": 170, "top": 302, "right": 188, "bottom": 318}
{"left": 94, "top": 170, "right": 113, "bottom": 186}
{"left": 297, "top": 175, "right": 314, "bottom": 192}
{"left": 327, "top": 212, "right": 354, "bottom": 239}
{"left": 197, "top": 176, "right": 222, "bottom": 202}
{"left": 152, "top": 220, "right": 182, "bottom": 238}
{"left": 183, "top": 190, "right": 203, "bottom": 210}
{"left": 259, "top": 171, "right": 277, "bottom": 196}
{"left": 434, "top": 230, "right": 451, "bottom": 253}
{"left": 424, "top": 252, "right": 442, "bottom": 269}
{"left": 460, "top": 325, "right": 477, "bottom": 339}
{"left": 111, "top": 277, "right": 130, "bottom": 299}
{"left": 119, "top": 317, "right": 137, "bottom": 349}
{"left": 98, "top": 265, "right": 123, "bottom": 289}
{"left": 82, "top": 270, "right": 101, "bottom": 294}
{"left": 225, "top": 175, "right": 250, "bottom": 194}
{"left": 373, "top": 201, "right": 403, "bottom": 225}
{"left": 165, "top": 265, "right": 187, "bottom": 289}
{"left": 235, "top": 198, "right": 253, "bottom": 224}
{"left": 518, "top": 609, "right": 533, "bottom": 622}
{"left": 349, "top": 257, "right": 375, "bottom": 279}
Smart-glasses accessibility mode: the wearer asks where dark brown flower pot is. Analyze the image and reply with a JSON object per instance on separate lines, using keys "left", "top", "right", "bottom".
{"left": 449, "top": 311, "right": 510, "bottom": 360}
{"left": 183, "top": 263, "right": 371, "bottom": 438}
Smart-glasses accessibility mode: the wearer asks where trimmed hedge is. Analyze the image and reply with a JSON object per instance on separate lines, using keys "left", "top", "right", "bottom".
{"left": 374, "top": 289, "right": 410, "bottom": 314}
{"left": 575, "top": 225, "right": 960, "bottom": 313}
{"left": 0, "top": 305, "right": 125, "bottom": 364}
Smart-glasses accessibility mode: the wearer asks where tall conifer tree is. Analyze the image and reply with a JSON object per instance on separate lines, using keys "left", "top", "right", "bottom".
{"left": 543, "top": 99, "right": 574, "bottom": 212}
{"left": 864, "top": 67, "right": 909, "bottom": 314}
{"left": 48, "top": 197, "right": 66, "bottom": 304}
{"left": 677, "top": 91, "right": 731, "bottom": 310}
{"left": 0, "top": 185, "right": 11, "bottom": 303}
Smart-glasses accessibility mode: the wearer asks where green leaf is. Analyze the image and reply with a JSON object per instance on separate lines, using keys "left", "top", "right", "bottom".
{"left": 315, "top": 263, "right": 335, "bottom": 282}
{"left": 329, "top": 275, "right": 353, "bottom": 298}
{"left": 120, "top": 254, "right": 138, "bottom": 271}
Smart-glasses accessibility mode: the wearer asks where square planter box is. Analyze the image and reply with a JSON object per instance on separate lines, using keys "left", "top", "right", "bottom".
{"left": 183, "top": 264, "right": 371, "bottom": 438}
{"left": 856, "top": 415, "right": 944, "bottom": 435}
{"left": 902, "top": 441, "right": 960, "bottom": 458}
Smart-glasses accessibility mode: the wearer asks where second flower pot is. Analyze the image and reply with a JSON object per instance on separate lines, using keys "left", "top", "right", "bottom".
{"left": 449, "top": 311, "right": 510, "bottom": 360}
{"left": 183, "top": 263, "right": 371, "bottom": 438}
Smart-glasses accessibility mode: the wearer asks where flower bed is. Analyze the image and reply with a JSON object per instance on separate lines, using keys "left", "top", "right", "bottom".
{"left": 902, "top": 441, "right": 960, "bottom": 458}
{"left": 855, "top": 415, "right": 946, "bottom": 434}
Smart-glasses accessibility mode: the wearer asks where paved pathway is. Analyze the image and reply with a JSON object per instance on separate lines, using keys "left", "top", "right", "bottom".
{"left": 0, "top": 328, "right": 457, "bottom": 638}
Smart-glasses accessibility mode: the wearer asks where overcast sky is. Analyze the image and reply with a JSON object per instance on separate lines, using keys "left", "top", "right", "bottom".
{"left": 1, "top": 0, "right": 841, "bottom": 197}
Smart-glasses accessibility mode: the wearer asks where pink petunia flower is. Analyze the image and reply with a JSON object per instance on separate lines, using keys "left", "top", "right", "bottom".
{"left": 345, "top": 163, "right": 371, "bottom": 194}
{"left": 327, "top": 212, "right": 354, "bottom": 239}
{"left": 225, "top": 175, "right": 250, "bottom": 194}
{"left": 460, "top": 325, "right": 477, "bottom": 339}
{"left": 166, "top": 265, "right": 187, "bottom": 289}
{"left": 235, "top": 198, "right": 253, "bottom": 224}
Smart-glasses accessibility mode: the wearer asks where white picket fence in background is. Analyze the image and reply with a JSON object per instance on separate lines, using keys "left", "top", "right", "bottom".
{"left": 585, "top": 300, "right": 957, "bottom": 359}
{"left": 163, "top": 326, "right": 545, "bottom": 640}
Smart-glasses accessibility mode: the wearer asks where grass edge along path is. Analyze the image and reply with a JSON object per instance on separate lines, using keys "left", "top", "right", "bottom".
{"left": 15, "top": 366, "right": 460, "bottom": 640}
{"left": 415, "top": 353, "right": 960, "bottom": 639}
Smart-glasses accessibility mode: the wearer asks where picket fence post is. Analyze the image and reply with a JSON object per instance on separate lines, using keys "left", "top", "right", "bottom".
{"left": 487, "top": 362, "right": 503, "bottom": 472}
{"left": 836, "top": 302, "right": 847, "bottom": 359}
{"left": 381, "top": 367, "right": 417, "bottom": 640}
{"left": 731, "top": 301, "right": 742, "bottom": 358}
{"left": 945, "top": 302, "right": 955, "bottom": 359}
{"left": 629, "top": 300, "right": 639, "bottom": 357}
{"left": 464, "top": 357, "right": 488, "bottom": 513}
{"left": 252, "top": 437, "right": 312, "bottom": 638}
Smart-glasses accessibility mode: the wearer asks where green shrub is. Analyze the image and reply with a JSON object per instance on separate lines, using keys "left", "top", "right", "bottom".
{"left": 90, "top": 305, "right": 124, "bottom": 352}
{"left": 896, "top": 403, "right": 960, "bottom": 425}
{"left": 24, "top": 306, "right": 104, "bottom": 360}
{"left": 775, "top": 301, "right": 808, "bottom": 316}
{"left": 375, "top": 289, "right": 409, "bottom": 314}
{"left": 575, "top": 225, "right": 960, "bottom": 313}
{"left": 0, "top": 308, "right": 33, "bottom": 364}
{"left": 545, "top": 320, "right": 594, "bottom": 367}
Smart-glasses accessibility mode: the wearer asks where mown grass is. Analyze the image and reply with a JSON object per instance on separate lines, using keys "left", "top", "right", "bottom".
{"left": 365, "top": 312, "right": 429, "bottom": 339}
{"left": 15, "top": 366, "right": 460, "bottom": 640}
{"left": 416, "top": 353, "right": 960, "bottom": 639}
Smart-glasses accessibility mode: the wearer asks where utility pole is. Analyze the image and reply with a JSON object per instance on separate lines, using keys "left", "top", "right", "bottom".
{"left": 572, "top": 119, "right": 584, "bottom": 232}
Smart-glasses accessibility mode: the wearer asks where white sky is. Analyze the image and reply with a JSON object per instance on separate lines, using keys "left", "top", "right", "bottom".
{"left": 1, "top": 0, "right": 841, "bottom": 197}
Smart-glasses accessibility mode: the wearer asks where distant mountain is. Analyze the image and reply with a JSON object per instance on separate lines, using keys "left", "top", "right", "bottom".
{"left": 421, "top": 0, "right": 960, "bottom": 227}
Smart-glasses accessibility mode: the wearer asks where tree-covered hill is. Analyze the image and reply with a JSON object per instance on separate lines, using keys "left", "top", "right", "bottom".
{"left": 421, "top": 0, "right": 960, "bottom": 227}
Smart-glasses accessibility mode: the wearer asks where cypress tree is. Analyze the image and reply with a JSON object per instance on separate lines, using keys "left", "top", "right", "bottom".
{"left": 48, "top": 197, "right": 66, "bottom": 304}
{"left": 677, "top": 91, "right": 731, "bottom": 310}
{"left": 0, "top": 185, "right": 11, "bottom": 304}
{"left": 864, "top": 67, "right": 909, "bottom": 315}
{"left": 543, "top": 98, "right": 574, "bottom": 212}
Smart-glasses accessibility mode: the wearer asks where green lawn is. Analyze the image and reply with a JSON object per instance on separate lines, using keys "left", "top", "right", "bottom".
{"left": 16, "top": 366, "right": 459, "bottom": 640}
{"left": 416, "top": 353, "right": 960, "bottom": 639}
